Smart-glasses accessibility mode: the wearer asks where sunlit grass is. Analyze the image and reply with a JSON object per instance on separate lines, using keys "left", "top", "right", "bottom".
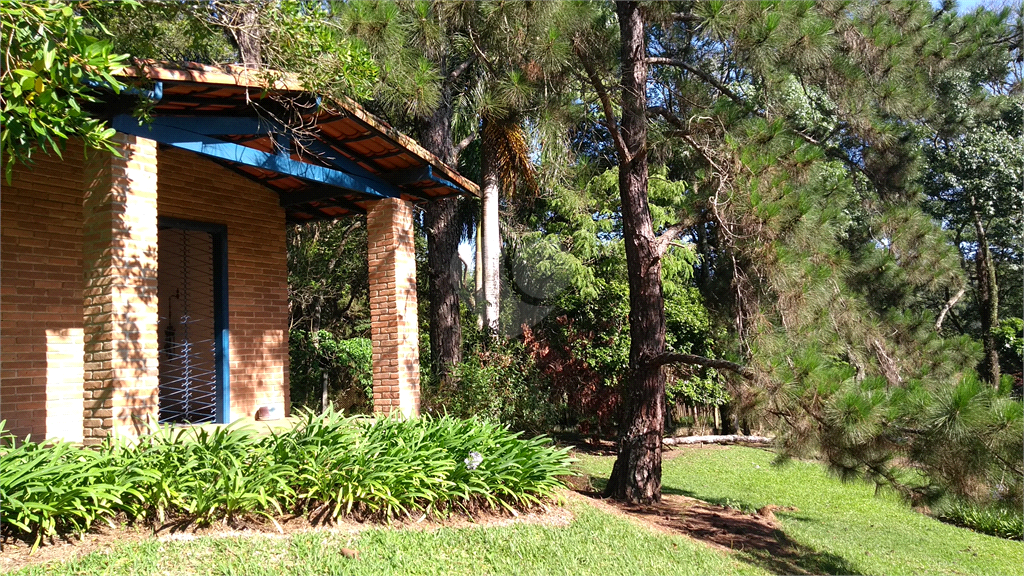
{"left": 11, "top": 502, "right": 758, "bottom": 576}
{"left": 577, "top": 447, "right": 1024, "bottom": 576}
{"left": 11, "top": 445, "right": 1021, "bottom": 576}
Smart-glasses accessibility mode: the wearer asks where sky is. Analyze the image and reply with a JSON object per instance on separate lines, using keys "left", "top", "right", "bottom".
{"left": 933, "top": 0, "right": 1011, "bottom": 12}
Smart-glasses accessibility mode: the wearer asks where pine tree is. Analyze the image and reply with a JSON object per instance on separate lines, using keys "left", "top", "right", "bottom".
{"left": 337, "top": 0, "right": 476, "bottom": 385}
{"left": 566, "top": 0, "right": 1022, "bottom": 504}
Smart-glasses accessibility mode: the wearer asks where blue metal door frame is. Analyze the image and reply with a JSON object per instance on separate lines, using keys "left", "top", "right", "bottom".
{"left": 158, "top": 217, "right": 231, "bottom": 424}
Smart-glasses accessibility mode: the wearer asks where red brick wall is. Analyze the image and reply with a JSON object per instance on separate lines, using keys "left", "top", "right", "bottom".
{"left": 1, "top": 143, "right": 85, "bottom": 442}
{"left": 157, "top": 147, "right": 290, "bottom": 419}
{"left": 367, "top": 198, "right": 420, "bottom": 416}
{"left": 1, "top": 141, "right": 291, "bottom": 442}
{"left": 82, "top": 134, "right": 160, "bottom": 443}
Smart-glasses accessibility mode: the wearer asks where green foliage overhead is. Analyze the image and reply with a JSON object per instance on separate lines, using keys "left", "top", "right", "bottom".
{"left": 91, "top": 0, "right": 378, "bottom": 101}
{"left": 993, "top": 317, "right": 1023, "bottom": 376}
{"left": 1, "top": 0, "right": 134, "bottom": 178}
{"left": 606, "top": 0, "right": 1024, "bottom": 505}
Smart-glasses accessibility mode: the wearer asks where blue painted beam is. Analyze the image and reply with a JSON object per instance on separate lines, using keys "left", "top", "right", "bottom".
{"left": 137, "top": 115, "right": 386, "bottom": 184}
{"left": 112, "top": 115, "right": 402, "bottom": 199}
{"left": 380, "top": 164, "right": 470, "bottom": 195}
{"left": 144, "top": 115, "right": 277, "bottom": 136}
{"left": 387, "top": 165, "right": 432, "bottom": 186}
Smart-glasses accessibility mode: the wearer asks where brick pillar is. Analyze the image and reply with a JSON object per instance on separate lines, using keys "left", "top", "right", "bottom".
{"left": 367, "top": 198, "right": 420, "bottom": 417}
{"left": 82, "top": 134, "right": 160, "bottom": 443}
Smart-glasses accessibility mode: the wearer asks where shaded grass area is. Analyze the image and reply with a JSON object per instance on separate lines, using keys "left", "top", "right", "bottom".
{"left": 577, "top": 447, "right": 1024, "bottom": 576}
{"left": 8, "top": 503, "right": 760, "bottom": 576}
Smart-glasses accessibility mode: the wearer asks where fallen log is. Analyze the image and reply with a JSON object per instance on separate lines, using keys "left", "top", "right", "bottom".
{"left": 663, "top": 434, "right": 773, "bottom": 446}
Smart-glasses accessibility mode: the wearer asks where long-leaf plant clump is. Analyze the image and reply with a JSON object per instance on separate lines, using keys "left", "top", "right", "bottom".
{"left": 0, "top": 410, "right": 572, "bottom": 551}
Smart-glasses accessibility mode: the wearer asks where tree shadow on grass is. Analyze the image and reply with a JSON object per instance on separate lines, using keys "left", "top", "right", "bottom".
{"left": 582, "top": 477, "right": 860, "bottom": 575}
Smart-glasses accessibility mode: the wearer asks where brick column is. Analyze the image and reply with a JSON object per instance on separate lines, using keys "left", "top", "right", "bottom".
{"left": 367, "top": 198, "right": 420, "bottom": 417}
{"left": 82, "top": 134, "right": 160, "bottom": 443}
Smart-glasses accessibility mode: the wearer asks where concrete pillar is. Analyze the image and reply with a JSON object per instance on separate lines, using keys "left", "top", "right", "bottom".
{"left": 82, "top": 134, "right": 160, "bottom": 443}
{"left": 366, "top": 198, "right": 420, "bottom": 417}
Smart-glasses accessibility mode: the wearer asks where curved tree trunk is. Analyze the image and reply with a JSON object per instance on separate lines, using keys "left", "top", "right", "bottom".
{"left": 603, "top": 1, "right": 667, "bottom": 505}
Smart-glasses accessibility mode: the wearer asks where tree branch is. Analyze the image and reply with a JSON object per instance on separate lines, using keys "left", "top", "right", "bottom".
{"left": 645, "top": 57, "right": 746, "bottom": 107}
{"left": 935, "top": 286, "right": 967, "bottom": 331}
{"left": 647, "top": 105, "right": 687, "bottom": 130}
{"left": 664, "top": 434, "right": 773, "bottom": 446}
{"left": 466, "top": 24, "right": 497, "bottom": 78}
{"left": 575, "top": 45, "right": 631, "bottom": 163}
{"left": 648, "top": 353, "right": 755, "bottom": 380}
{"left": 448, "top": 57, "right": 474, "bottom": 82}
{"left": 454, "top": 131, "right": 477, "bottom": 157}
{"left": 655, "top": 223, "right": 688, "bottom": 257}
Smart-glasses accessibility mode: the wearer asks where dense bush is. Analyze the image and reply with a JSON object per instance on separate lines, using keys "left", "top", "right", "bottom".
{"left": 0, "top": 435, "right": 131, "bottom": 551}
{"left": 289, "top": 330, "right": 373, "bottom": 413}
{"left": 423, "top": 340, "right": 557, "bottom": 435}
{"left": 936, "top": 497, "right": 1024, "bottom": 540}
{"left": 0, "top": 413, "right": 571, "bottom": 549}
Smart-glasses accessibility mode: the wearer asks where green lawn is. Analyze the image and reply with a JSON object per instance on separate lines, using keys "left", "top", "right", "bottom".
{"left": 9, "top": 445, "right": 1021, "bottom": 576}
{"left": 9, "top": 503, "right": 756, "bottom": 576}
{"left": 578, "top": 446, "right": 1024, "bottom": 576}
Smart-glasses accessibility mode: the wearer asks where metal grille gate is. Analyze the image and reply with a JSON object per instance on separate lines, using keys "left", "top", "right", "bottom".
{"left": 158, "top": 226, "right": 218, "bottom": 424}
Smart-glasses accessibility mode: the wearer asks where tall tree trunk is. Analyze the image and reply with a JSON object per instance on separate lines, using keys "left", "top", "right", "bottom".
{"left": 971, "top": 202, "right": 1000, "bottom": 387}
{"left": 218, "top": 1, "right": 263, "bottom": 68}
{"left": 603, "top": 1, "right": 667, "bottom": 505}
{"left": 475, "top": 223, "right": 484, "bottom": 331}
{"left": 480, "top": 118, "right": 501, "bottom": 340}
{"left": 419, "top": 81, "right": 462, "bottom": 386}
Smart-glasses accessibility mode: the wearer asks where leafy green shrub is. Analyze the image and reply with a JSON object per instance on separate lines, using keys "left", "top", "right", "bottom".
{"left": 271, "top": 411, "right": 571, "bottom": 520}
{"left": 289, "top": 330, "right": 373, "bottom": 413}
{"left": 936, "top": 497, "right": 1024, "bottom": 540}
{"left": 0, "top": 423, "right": 131, "bottom": 550}
{"left": 424, "top": 340, "right": 557, "bottom": 435}
{"left": 1, "top": 412, "right": 571, "bottom": 545}
{"left": 994, "top": 318, "right": 1023, "bottom": 395}
{"left": 105, "top": 424, "right": 293, "bottom": 525}
{"left": 666, "top": 371, "right": 729, "bottom": 407}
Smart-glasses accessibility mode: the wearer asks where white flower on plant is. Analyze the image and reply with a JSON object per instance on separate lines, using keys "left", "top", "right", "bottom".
{"left": 464, "top": 451, "right": 483, "bottom": 470}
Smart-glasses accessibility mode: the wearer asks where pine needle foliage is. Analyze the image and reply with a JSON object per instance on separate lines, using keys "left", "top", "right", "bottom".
{"left": 634, "top": 0, "right": 1024, "bottom": 506}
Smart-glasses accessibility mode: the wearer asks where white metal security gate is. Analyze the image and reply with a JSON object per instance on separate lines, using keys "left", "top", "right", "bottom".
{"left": 157, "top": 219, "right": 229, "bottom": 424}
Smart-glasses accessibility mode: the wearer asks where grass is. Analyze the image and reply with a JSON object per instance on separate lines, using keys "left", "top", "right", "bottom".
{"left": 8, "top": 502, "right": 757, "bottom": 576}
{"left": 8, "top": 445, "right": 1022, "bottom": 576}
{"left": 577, "top": 447, "right": 1024, "bottom": 576}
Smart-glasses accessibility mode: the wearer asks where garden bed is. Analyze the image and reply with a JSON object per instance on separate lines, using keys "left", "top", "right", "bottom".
{"left": 0, "top": 411, "right": 571, "bottom": 553}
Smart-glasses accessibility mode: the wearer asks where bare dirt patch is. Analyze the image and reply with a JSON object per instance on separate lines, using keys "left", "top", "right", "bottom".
{"left": 568, "top": 490, "right": 786, "bottom": 550}
{"left": 568, "top": 488, "right": 854, "bottom": 575}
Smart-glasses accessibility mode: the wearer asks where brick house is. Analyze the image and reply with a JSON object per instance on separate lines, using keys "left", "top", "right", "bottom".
{"left": 1, "top": 62, "right": 477, "bottom": 445}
